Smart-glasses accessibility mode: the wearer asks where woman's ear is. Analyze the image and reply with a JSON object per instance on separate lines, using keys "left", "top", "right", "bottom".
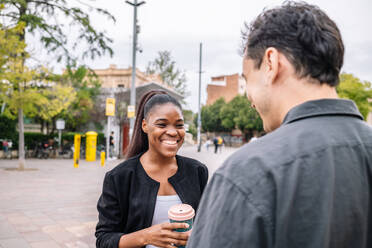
{"left": 142, "top": 119, "right": 148, "bottom": 134}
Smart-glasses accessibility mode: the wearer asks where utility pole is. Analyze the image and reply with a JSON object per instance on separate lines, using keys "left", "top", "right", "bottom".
{"left": 126, "top": 0, "right": 145, "bottom": 140}
{"left": 197, "top": 43, "right": 203, "bottom": 152}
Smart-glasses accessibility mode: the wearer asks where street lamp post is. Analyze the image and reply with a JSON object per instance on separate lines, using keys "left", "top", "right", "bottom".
{"left": 197, "top": 43, "right": 203, "bottom": 152}
{"left": 126, "top": 0, "right": 145, "bottom": 140}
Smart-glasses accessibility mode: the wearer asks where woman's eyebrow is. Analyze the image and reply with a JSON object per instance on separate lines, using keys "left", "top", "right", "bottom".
{"left": 154, "top": 118, "right": 168, "bottom": 122}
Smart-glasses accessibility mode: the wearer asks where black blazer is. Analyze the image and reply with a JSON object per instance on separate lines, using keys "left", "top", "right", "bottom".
{"left": 95, "top": 154, "right": 209, "bottom": 248}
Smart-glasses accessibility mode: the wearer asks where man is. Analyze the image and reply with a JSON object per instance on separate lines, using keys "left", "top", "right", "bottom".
{"left": 213, "top": 136, "right": 219, "bottom": 154}
{"left": 187, "top": 2, "right": 372, "bottom": 248}
{"left": 109, "top": 131, "right": 114, "bottom": 158}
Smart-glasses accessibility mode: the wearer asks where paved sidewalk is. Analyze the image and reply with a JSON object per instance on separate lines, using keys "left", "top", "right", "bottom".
{"left": 0, "top": 145, "right": 239, "bottom": 248}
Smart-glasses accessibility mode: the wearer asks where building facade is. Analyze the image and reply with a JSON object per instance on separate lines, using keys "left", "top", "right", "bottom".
{"left": 206, "top": 73, "right": 246, "bottom": 105}
{"left": 94, "top": 64, "right": 168, "bottom": 89}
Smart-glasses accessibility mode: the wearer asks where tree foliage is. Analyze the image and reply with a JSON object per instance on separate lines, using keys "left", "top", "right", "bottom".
{"left": 182, "top": 109, "right": 197, "bottom": 139}
{"left": 146, "top": 50, "right": 188, "bottom": 97}
{"left": 337, "top": 73, "right": 372, "bottom": 120}
{"left": 0, "top": 0, "right": 115, "bottom": 64}
{"left": 0, "top": 20, "right": 76, "bottom": 130}
{"left": 60, "top": 66, "right": 101, "bottom": 131}
{"left": 200, "top": 98, "right": 229, "bottom": 132}
{"left": 0, "top": 21, "right": 46, "bottom": 119}
{"left": 198, "top": 96, "right": 263, "bottom": 136}
{"left": 220, "top": 95, "right": 263, "bottom": 134}
{"left": 35, "top": 84, "right": 76, "bottom": 123}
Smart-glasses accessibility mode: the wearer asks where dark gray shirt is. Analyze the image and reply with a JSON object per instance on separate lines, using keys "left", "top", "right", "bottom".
{"left": 187, "top": 99, "right": 372, "bottom": 248}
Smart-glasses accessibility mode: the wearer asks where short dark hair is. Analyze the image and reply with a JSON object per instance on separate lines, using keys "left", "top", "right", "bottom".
{"left": 242, "top": 1, "right": 344, "bottom": 86}
{"left": 125, "top": 90, "right": 182, "bottom": 159}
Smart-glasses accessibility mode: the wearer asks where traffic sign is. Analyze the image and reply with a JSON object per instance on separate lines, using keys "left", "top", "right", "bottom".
{"left": 127, "top": 105, "right": 135, "bottom": 118}
{"left": 106, "top": 98, "right": 116, "bottom": 116}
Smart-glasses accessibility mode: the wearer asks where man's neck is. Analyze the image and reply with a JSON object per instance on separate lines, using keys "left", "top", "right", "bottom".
{"left": 277, "top": 78, "right": 339, "bottom": 125}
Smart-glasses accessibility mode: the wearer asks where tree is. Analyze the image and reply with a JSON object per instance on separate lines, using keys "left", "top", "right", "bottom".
{"left": 146, "top": 50, "right": 188, "bottom": 97}
{"left": 183, "top": 109, "right": 197, "bottom": 139}
{"left": 0, "top": 0, "right": 114, "bottom": 64}
{"left": 220, "top": 95, "right": 263, "bottom": 140}
{"left": 200, "top": 98, "right": 228, "bottom": 132}
{"left": 0, "top": 21, "right": 44, "bottom": 136}
{"left": 35, "top": 84, "right": 76, "bottom": 134}
{"left": 0, "top": 1, "right": 114, "bottom": 169}
{"left": 60, "top": 66, "right": 101, "bottom": 131}
{"left": 337, "top": 73, "right": 372, "bottom": 120}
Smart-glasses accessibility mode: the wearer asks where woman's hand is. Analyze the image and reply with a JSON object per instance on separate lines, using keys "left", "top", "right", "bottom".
{"left": 143, "top": 222, "right": 190, "bottom": 248}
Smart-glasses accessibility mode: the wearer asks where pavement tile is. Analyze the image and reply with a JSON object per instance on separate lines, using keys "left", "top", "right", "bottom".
{"left": 21, "top": 231, "right": 51, "bottom": 243}
{"left": 22, "top": 211, "right": 48, "bottom": 219}
{"left": 0, "top": 238, "right": 31, "bottom": 248}
{"left": 65, "top": 225, "right": 91, "bottom": 238}
{"left": 0, "top": 221, "right": 21, "bottom": 239}
{"left": 79, "top": 235, "right": 96, "bottom": 246}
{"left": 30, "top": 240, "right": 61, "bottom": 248}
{"left": 70, "top": 215, "right": 96, "bottom": 223}
{"left": 47, "top": 230, "right": 77, "bottom": 244}
{"left": 65, "top": 240, "right": 89, "bottom": 248}
{"left": 57, "top": 220, "right": 81, "bottom": 228}
{"left": 3, "top": 212, "right": 22, "bottom": 219}
{"left": 49, "top": 214, "right": 74, "bottom": 221}
{"left": 31, "top": 217, "right": 57, "bottom": 227}
{"left": 7, "top": 214, "right": 31, "bottom": 225}
{"left": 14, "top": 224, "right": 40, "bottom": 233}
{"left": 41, "top": 225, "right": 64, "bottom": 234}
{"left": 83, "top": 221, "right": 97, "bottom": 230}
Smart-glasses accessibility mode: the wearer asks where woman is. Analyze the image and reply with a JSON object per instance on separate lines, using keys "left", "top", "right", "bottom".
{"left": 96, "top": 90, "right": 208, "bottom": 248}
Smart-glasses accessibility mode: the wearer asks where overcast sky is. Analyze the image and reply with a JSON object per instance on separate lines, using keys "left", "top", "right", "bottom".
{"left": 59, "top": 0, "right": 372, "bottom": 111}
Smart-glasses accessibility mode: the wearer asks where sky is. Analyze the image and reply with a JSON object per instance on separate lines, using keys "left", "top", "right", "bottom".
{"left": 39, "top": 0, "right": 372, "bottom": 112}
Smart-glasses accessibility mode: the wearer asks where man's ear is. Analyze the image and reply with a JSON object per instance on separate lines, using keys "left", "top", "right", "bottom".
{"left": 142, "top": 119, "right": 148, "bottom": 134}
{"left": 263, "top": 47, "right": 279, "bottom": 84}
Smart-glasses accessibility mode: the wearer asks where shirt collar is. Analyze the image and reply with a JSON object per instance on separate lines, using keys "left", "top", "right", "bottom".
{"left": 282, "top": 98, "right": 363, "bottom": 125}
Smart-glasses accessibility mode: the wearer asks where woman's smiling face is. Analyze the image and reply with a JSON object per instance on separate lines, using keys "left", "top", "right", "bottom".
{"left": 142, "top": 103, "right": 185, "bottom": 158}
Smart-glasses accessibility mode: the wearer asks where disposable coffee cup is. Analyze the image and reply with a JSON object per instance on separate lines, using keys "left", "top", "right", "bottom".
{"left": 168, "top": 204, "right": 195, "bottom": 248}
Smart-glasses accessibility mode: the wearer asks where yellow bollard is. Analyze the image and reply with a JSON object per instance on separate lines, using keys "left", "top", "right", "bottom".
{"left": 85, "top": 131, "right": 98, "bottom": 162}
{"left": 73, "top": 134, "right": 81, "bottom": 168}
{"left": 101, "top": 151, "right": 105, "bottom": 167}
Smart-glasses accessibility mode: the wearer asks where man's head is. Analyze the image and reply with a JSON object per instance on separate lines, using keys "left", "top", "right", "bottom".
{"left": 241, "top": 1, "right": 344, "bottom": 132}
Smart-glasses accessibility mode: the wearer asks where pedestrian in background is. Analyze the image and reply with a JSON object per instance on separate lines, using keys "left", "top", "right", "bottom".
{"left": 217, "top": 136, "right": 223, "bottom": 153}
{"left": 109, "top": 131, "right": 114, "bottom": 158}
{"left": 213, "top": 137, "right": 218, "bottom": 154}
{"left": 204, "top": 139, "right": 212, "bottom": 151}
{"left": 96, "top": 90, "right": 208, "bottom": 248}
{"left": 249, "top": 135, "right": 258, "bottom": 142}
{"left": 188, "top": 2, "right": 372, "bottom": 248}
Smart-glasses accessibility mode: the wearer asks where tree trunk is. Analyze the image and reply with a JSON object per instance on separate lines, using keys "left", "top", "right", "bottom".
{"left": 18, "top": 108, "right": 25, "bottom": 170}
{"left": 17, "top": 3, "right": 27, "bottom": 170}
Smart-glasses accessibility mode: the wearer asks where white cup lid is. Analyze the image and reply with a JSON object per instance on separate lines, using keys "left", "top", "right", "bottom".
{"left": 168, "top": 204, "right": 195, "bottom": 221}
